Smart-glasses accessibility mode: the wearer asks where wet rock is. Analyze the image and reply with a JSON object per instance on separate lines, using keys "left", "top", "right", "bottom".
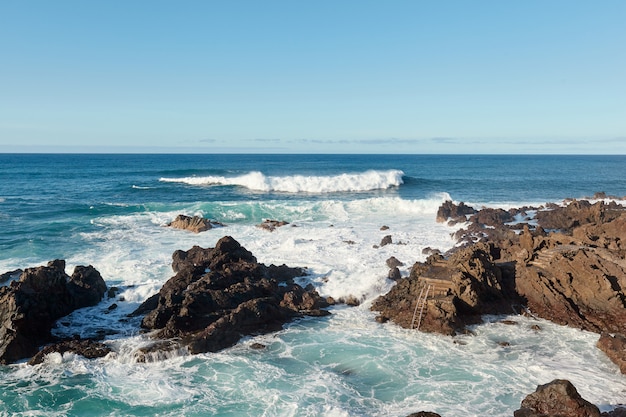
{"left": 0, "top": 269, "right": 22, "bottom": 285}
{"left": 379, "top": 235, "right": 393, "bottom": 247}
{"left": 167, "top": 214, "right": 222, "bottom": 233}
{"left": 597, "top": 333, "right": 626, "bottom": 374}
{"left": 132, "top": 236, "right": 329, "bottom": 356}
{"left": 0, "top": 261, "right": 107, "bottom": 364}
{"left": 514, "top": 379, "right": 601, "bottom": 417}
{"left": 388, "top": 267, "right": 402, "bottom": 281}
{"left": 406, "top": 412, "right": 442, "bottom": 417}
{"left": 372, "top": 243, "right": 520, "bottom": 335}
{"left": 257, "top": 219, "right": 289, "bottom": 232}
{"left": 386, "top": 256, "right": 404, "bottom": 268}
{"left": 28, "top": 339, "right": 111, "bottom": 365}
{"left": 436, "top": 200, "right": 477, "bottom": 224}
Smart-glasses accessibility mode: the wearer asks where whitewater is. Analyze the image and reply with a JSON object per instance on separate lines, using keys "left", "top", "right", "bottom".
{"left": 1, "top": 154, "right": 625, "bottom": 416}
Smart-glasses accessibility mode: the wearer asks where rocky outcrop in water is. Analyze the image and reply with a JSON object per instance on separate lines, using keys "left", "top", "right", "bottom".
{"left": 28, "top": 338, "right": 111, "bottom": 365}
{"left": 132, "top": 236, "right": 329, "bottom": 359}
{"left": 373, "top": 242, "right": 519, "bottom": 335}
{"left": 597, "top": 333, "right": 626, "bottom": 374}
{"left": 0, "top": 260, "right": 107, "bottom": 364}
{"left": 514, "top": 379, "right": 601, "bottom": 417}
{"left": 167, "top": 214, "right": 223, "bottom": 233}
{"left": 373, "top": 199, "right": 626, "bottom": 371}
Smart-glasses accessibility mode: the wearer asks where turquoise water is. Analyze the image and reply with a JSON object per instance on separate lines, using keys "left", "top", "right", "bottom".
{"left": 1, "top": 154, "right": 625, "bottom": 416}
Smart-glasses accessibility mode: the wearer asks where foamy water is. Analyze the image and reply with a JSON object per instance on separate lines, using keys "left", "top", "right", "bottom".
{"left": 159, "top": 169, "right": 405, "bottom": 193}
{"left": 2, "top": 155, "right": 626, "bottom": 416}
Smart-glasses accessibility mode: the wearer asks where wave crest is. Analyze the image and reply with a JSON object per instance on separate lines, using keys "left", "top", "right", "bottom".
{"left": 159, "top": 170, "right": 404, "bottom": 193}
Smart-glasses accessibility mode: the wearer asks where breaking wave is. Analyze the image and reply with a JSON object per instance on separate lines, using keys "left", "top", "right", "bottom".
{"left": 159, "top": 170, "right": 404, "bottom": 193}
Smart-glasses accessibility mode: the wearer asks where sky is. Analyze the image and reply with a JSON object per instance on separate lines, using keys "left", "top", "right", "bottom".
{"left": 0, "top": 1, "right": 625, "bottom": 154}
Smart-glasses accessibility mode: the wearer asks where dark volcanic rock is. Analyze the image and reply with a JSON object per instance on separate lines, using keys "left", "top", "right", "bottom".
{"left": 0, "top": 269, "right": 22, "bottom": 285}
{"left": 28, "top": 339, "right": 111, "bottom": 365}
{"left": 406, "top": 412, "right": 442, "bottom": 417}
{"left": 514, "top": 379, "right": 601, "bottom": 417}
{"left": 0, "top": 260, "right": 107, "bottom": 364}
{"left": 132, "top": 236, "right": 329, "bottom": 356}
{"left": 167, "top": 214, "right": 222, "bottom": 233}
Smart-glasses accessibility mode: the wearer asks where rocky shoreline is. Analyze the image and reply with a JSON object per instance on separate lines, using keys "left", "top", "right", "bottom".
{"left": 373, "top": 198, "right": 626, "bottom": 375}
{"left": 2, "top": 197, "right": 626, "bottom": 414}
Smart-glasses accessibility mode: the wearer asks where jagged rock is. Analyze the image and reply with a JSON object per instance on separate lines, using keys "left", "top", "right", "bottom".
{"left": 597, "top": 333, "right": 626, "bottom": 374}
{"left": 380, "top": 235, "right": 393, "bottom": 247}
{"left": 0, "top": 269, "right": 22, "bottom": 285}
{"left": 372, "top": 243, "right": 519, "bottom": 335}
{"left": 257, "top": 219, "right": 289, "bottom": 232}
{"left": 167, "top": 214, "right": 222, "bottom": 233}
{"left": 386, "top": 256, "right": 404, "bottom": 268}
{"left": 0, "top": 260, "right": 107, "bottom": 364}
{"left": 406, "top": 412, "right": 442, "bottom": 417}
{"left": 515, "top": 244, "right": 626, "bottom": 334}
{"left": 132, "top": 236, "right": 329, "bottom": 356}
{"left": 28, "top": 339, "right": 111, "bottom": 365}
{"left": 388, "top": 267, "right": 402, "bottom": 281}
{"left": 436, "top": 200, "right": 477, "bottom": 224}
{"left": 469, "top": 207, "right": 514, "bottom": 227}
{"left": 514, "top": 379, "right": 601, "bottom": 417}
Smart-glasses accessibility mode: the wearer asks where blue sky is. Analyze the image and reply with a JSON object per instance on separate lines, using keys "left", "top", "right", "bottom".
{"left": 1, "top": 1, "right": 625, "bottom": 154}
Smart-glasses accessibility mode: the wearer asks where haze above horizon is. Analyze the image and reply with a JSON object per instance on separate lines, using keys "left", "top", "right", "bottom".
{"left": 1, "top": 1, "right": 625, "bottom": 154}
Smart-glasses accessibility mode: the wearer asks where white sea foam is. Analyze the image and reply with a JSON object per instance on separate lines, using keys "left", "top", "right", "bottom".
{"left": 4, "top": 193, "right": 626, "bottom": 416}
{"left": 159, "top": 169, "right": 405, "bottom": 193}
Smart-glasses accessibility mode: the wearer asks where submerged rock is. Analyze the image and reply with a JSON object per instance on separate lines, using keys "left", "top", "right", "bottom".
{"left": 0, "top": 261, "right": 107, "bottom": 364}
{"left": 257, "top": 219, "right": 290, "bottom": 231}
{"left": 28, "top": 339, "right": 111, "bottom": 365}
{"left": 132, "top": 236, "right": 329, "bottom": 357}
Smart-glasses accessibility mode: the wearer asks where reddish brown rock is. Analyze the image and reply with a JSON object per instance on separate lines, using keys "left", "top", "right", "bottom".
{"left": 167, "top": 214, "right": 222, "bottom": 233}
{"left": 372, "top": 243, "right": 519, "bottom": 335}
{"left": 257, "top": 219, "right": 290, "bottom": 231}
{"left": 514, "top": 379, "right": 601, "bottom": 417}
{"left": 436, "top": 200, "right": 477, "bottom": 224}
{"left": 597, "top": 333, "right": 626, "bottom": 374}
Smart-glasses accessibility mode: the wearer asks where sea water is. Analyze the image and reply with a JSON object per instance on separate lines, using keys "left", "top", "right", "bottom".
{"left": 1, "top": 154, "right": 625, "bottom": 416}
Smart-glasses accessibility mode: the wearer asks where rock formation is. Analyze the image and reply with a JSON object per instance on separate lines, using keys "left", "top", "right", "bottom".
{"left": 256, "top": 219, "right": 290, "bottom": 231}
{"left": 514, "top": 379, "right": 601, "bottom": 417}
{"left": 373, "top": 199, "right": 626, "bottom": 372}
{"left": 28, "top": 338, "right": 111, "bottom": 365}
{"left": 132, "top": 236, "right": 329, "bottom": 358}
{"left": 167, "top": 214, "right": 223, "bottom": 233}
{"left": 0, "top": 260, "right": 107, "bottom": 364}
{"left": 597, "top": 333, "right": 626, "bottom": 374}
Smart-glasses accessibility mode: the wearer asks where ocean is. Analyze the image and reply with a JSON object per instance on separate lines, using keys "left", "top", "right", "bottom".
{"left": 1, "top": 153, "right": 625, "bottom": 416}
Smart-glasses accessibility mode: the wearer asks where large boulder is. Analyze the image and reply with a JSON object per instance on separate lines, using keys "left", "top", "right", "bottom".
{"left": 132, "top": 236, "right": 329, "bottom": 358}
{"left": 0, "top": 261, "right": 107, "bottom": 364}
{"left": 372, "top": 243, "right": 519, "bottom": 335}
{"left": 514, "top": 379, "right": 601, "bottom": 417}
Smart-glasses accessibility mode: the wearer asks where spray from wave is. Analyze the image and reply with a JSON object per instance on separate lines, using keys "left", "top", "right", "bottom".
{"left": 159, "top": 170, "right": 404, "bottom": 193}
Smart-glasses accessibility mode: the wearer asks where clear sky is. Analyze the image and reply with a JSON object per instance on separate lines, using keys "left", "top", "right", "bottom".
{"left": 1, "top": 1, "right": 625, "bottom": 154}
